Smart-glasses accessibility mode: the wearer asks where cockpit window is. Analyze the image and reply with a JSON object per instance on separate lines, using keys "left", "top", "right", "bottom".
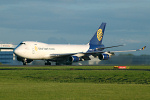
{"left": 20, "top": 42, "right": 26, "bottom": 45}
{"left": 15, "top": 42, "right": 26, "bottom": 49}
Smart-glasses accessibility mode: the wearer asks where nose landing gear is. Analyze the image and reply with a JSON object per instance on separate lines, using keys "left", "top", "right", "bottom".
{"left": 21, "top": 58, "right": 33, "bottom": 65}
{"left": 22, "top": 58, "right": 27, "bottom": 65}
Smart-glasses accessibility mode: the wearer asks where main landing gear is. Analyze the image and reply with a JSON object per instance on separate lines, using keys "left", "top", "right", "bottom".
{"left": 21, "top": 58, "right": 33, "bottom": 65}
{"left": 56, "top": 61, "right": 72, "bottom": 65}
{"left": 45, "top": 61, "right": 72, "bottom": 65}
{"left": 45, "top": 60, "right": 51, "bottom": 65}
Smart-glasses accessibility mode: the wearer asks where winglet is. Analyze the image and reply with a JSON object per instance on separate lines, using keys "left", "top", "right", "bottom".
{"left": 137, "top": 46, "right": 146, "bottom": 51}
{"left": 142, "top": 46, "right": 146, "bottom": 50}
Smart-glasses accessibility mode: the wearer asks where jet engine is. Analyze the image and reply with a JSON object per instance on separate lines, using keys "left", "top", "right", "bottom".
{"left": 98, "top": 54, "right": 110, "bottom": 60}
{"left": 68, "top": 56, "right": 80, "bottom": 62}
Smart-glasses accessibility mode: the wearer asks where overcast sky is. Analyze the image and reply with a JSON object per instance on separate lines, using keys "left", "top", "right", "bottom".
{"left": 0, "top": 0, "right": 149, "bottom": 55}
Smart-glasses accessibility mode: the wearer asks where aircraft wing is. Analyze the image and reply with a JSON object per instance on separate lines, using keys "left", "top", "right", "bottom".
{"left": 110, "top": 46, "right": 146, "bottom": 53}
{"left": 48, "top": 46, "right": 146, "bottom": 60}
{"left": 77, "top": 46, "right": 146, "bottom": 55}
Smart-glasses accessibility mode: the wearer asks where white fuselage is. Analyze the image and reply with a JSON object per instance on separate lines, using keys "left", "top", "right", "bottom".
{"left": 14, "top": 41, "right": 89, "bottom": 60}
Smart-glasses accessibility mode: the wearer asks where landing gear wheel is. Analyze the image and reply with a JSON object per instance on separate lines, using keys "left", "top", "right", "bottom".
{"left": 56, "top": 62, "right": 61, "bottom": 65}
{"left": 22, "top": 58, "right": 27, "bottom": 65}
{"left": 23, "top": 62, "right": 27, "bottom": 65}
{"left": 45, "top": 61, "right": 51, "bottom": 65}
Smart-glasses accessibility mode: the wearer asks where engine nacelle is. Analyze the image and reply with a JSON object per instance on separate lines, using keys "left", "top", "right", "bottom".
{"left": 68, "top": 56, "right": 80, "bottom": 62}
{"left": 98, "top": 54, "right": 110, "bottom": 60}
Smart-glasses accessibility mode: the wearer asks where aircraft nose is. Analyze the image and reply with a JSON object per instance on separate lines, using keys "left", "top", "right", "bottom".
{"left": 13, "top": 48, "right": 22, "bottom": 56}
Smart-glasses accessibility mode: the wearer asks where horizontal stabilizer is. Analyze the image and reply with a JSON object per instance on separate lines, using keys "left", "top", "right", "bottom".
{"left": 96, "top": 44, "right": 125, "bottom": 50}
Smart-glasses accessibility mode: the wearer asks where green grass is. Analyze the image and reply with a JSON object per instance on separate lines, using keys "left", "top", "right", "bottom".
{"left": 0, "top": 65, "right": 150, "bottom": 71}
{"left": 0, "top": 66, "right": 150, "bottom": 100}
{"left": 0, "top": 66, "right": 150, "bottom": 84}
{"left": 1, "top": 82, "right": 150, "bottom": 100}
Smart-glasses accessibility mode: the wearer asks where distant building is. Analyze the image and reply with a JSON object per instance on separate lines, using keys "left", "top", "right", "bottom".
{"left": 0, "top": 44, "right": 16, "bottom": 65}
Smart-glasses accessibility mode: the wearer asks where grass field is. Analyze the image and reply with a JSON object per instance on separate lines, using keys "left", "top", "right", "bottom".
{"left": 0, "top": 66, "right": 150, "bottom": 100}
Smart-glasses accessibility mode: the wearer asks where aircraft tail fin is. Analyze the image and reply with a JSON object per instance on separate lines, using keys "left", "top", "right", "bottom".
{"left": 89, "top": 23, "right": 106, "bottom": 46}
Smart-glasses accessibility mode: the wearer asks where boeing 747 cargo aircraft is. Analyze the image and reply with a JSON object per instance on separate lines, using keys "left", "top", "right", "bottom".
{"left": 13, "top": 23, "right": 146, "bottom": 65}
